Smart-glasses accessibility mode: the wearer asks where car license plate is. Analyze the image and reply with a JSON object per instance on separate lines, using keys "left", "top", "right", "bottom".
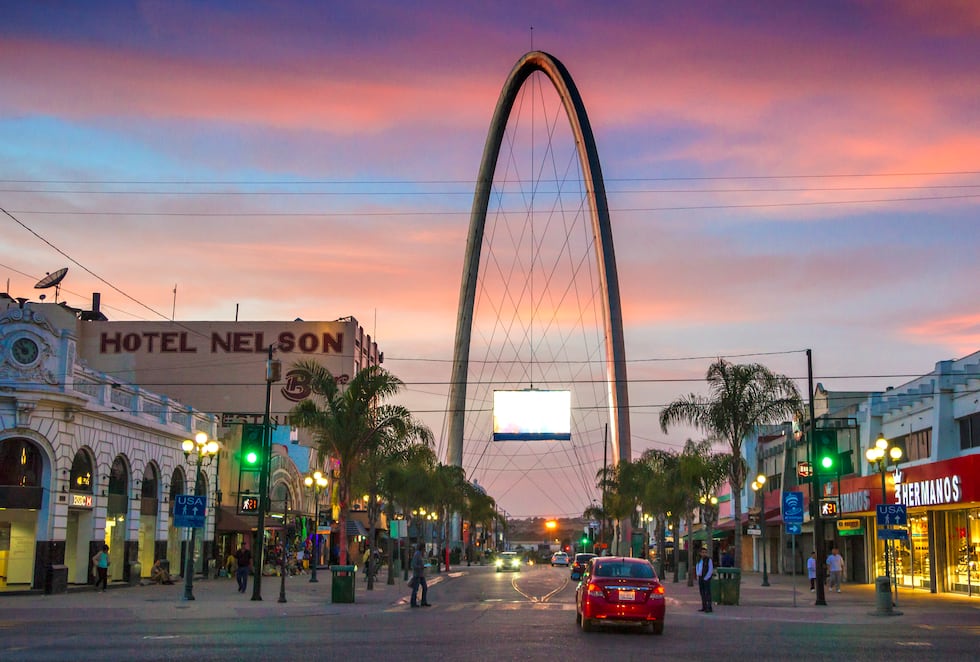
{"left": 618, "top": 590, "right": 635, "bottom": 601}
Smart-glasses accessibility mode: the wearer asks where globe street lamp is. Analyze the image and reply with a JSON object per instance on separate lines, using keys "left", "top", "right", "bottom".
{"left": 751, "top": 474, "right": 770, "bottom": 587}
{"left": 866, "top": 433, "right": 903, "bottom": 601}
{"left": 303, "top": 471, "right": 328, "bottom": 583}
{"left": 181, "top": 432, "right": 219, "bottom": 601}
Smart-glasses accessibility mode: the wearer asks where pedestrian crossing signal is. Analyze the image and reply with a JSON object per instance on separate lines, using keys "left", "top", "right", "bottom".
{"left": 819, "top": 498, "right": 840, "bottom": 518}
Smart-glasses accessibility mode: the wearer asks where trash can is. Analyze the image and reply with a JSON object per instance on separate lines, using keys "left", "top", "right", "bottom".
{"left": 331, "top": 565, "right": 355, "bottom": 603}
{"left": 677, "top": 561, "right": 687, "bottom": 581}
{"left": 716, "top": 567, "right": 741, "bottom": 605}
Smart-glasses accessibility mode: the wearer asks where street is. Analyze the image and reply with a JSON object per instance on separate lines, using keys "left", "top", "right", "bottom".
{"left": 1, "top": 564, "right": 978, "bottom": 661}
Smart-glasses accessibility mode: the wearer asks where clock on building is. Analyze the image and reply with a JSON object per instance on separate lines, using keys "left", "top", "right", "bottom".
{"left": 10, "top": 336, "right": 40, "bottom": 365}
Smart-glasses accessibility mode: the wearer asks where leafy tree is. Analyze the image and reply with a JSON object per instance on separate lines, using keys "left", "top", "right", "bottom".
{"left": 353, "top": 425, "right": 433, "bottom": 589}
{"left": 659, "top": 359, "right": 802, "bottom": 569}
{"left": 678, "top": 439, "right": 730, "bottom": 586}
{"left": 290, "top": 362, "right": 431, "bottom": 568}
{"left": 596, "top": 459, "right": 650, "bottom": 555}
{"left": 638, "top": 448, "right": 683, "bottom": 580}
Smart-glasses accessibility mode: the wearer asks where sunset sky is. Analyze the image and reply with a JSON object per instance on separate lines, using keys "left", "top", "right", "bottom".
{"left": 2, "top": 1, "right": 978, "bottom": 518}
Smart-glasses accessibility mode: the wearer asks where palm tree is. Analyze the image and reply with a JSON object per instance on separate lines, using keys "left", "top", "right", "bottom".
{"left": 638, "top": 448, "right": 683, "bottom": 579}
{"left": 289, "top": 362, "right": 431, "bottom": 568}
{"left": 597, "top": 459, "right": 649, "bottom": 555}
{"left": 659, "top": 359, "right": 802, "bottom": 569}
{"left": 678, "top": 439, "right": 729, "bottom": 586}
{"left": 353, "top": 427, "right": 433, "bottom": 589}
{"left": 429, "top": 463, "right": 469, "bottom": 569}
{"left": 381, "top": 444, "right": 438, "bottom": 580}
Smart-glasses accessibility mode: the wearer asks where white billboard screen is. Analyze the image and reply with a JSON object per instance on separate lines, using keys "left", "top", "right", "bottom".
{"left": 492, "top": 390, "right": 571, "bottom": 441}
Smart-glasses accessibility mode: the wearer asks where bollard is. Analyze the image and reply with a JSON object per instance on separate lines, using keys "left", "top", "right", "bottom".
{"left": 873, "top": 576, "right": 902, "bottom": 616}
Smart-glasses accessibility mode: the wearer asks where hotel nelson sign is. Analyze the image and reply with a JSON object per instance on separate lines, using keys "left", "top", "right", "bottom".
{"left": 77, "top": 320, "right": 363, "bottom": 418}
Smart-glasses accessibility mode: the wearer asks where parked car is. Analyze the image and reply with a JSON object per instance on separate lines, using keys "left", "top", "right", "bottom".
{"left": 495, "top": 551, "right": 522, "bottom": 572}
{"left": 575, "top": 557, "right": 666, "bottom": 635}
{"left": 550, "top": 552, "right": 570, "bottom": 566}
{"left": 570, "top": 553, "right": 597, "bottom": 580}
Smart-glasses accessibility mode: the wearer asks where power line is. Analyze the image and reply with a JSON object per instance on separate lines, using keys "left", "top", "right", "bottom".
{"left": 6, "top": 192, "right": 977, "bottom": 216}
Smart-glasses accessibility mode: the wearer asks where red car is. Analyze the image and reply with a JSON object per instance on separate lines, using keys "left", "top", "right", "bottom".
{"left": 575, "top": 557, "right": 666, "bottom": 635}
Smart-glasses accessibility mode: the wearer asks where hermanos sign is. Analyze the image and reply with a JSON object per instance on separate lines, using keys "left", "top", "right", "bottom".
{"left": 894, "top": 470, "right": 962, "bottom": 508}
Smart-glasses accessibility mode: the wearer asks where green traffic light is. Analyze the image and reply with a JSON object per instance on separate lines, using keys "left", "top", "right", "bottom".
{"left": 245, "top": 450, "right": 258, "bottom": 465}
{"left": 820, "top": 455, "right": 834, "bottom": 469}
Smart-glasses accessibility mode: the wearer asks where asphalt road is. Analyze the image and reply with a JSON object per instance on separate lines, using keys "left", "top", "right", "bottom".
{"left": 1, "top": 563, "right": 977, "bottom": 661}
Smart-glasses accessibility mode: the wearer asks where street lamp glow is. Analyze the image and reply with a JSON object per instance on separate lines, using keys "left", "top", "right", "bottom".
{"left": 180, "top": 433, "right": 219, "bottom": 601}
{"left": 751, "top": 478, "right": 770, "bottom": 587}
{"left": 545, "top": 519, "right": 557, "bottom": 530}
{"left": 867, "top": 432, "right": 904, "bottom": 610}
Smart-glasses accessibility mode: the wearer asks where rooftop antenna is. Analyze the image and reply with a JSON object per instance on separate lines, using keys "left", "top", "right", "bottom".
{"left": 34, "top": 267, "right": 68, "bottom": 303}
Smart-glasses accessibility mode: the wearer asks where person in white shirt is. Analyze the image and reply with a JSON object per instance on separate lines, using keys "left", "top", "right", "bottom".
{"left": 696, "top": 547, "right": 714, "bottom": 613}
{"left": 826, "top": 548, "right": 845, "bottom": 592}
{"left": 807, "top": 551, "right": 817, "bottom": 591}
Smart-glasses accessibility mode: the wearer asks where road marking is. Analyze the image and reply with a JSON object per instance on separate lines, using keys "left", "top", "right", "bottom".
{"left": 896, "top": 642, "right": 933, "bottom": 647}
{"left": 143, "top": 635, "right": 181, "bottom": 640}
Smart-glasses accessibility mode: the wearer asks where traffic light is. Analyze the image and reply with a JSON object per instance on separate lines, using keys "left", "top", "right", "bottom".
{"left": 240, "top": 424, "right": 264, "bottom": 471}
{"left": 813, "top": 430, "right": 837, "bottom": 475}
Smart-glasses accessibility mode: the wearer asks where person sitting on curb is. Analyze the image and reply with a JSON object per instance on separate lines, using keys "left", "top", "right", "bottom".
{"left": 150, "top": 559, "right": 174, "bottom": 585}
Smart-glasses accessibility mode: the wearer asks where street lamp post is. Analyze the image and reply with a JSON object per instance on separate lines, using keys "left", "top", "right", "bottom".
{"left": 304, "top": 471, "right": 328, "bottom": 583}
{"left": 181, "top": 432, "right": 219, "bottom": 601}
{"left": 751, "top": 474, "right": 770, "bottom": 587}
{"left": 252, "top": 344, "right": 281, "bottom": 602}
{"left": 866, "top": 433, "right": 903, "bottom": 605}
{"left": 278, "top": 493, "right": 289, "bottom": 604}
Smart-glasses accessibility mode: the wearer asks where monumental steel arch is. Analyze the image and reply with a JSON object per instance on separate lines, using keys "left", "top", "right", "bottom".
{"left": 446, "top": 50, "right": 632, "bottom": 473}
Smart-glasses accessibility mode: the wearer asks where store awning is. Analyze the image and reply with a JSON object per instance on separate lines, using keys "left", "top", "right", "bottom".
{"left": 215, "top": 506, "right": 257, "bottom": 533}
{"left": 691, "top": 528, "right": 728, "bottom": 541}
{"left": 346, "top": 520, "right": 368, "bottom": 537}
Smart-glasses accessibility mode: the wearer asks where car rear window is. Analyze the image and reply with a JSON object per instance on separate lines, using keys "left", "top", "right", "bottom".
{"left": 594, "top": 562, "right": 655, "bottom": 578}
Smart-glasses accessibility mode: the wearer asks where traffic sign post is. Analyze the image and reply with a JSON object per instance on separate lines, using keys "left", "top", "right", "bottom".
{"left": 782, "top": 491, "right": 805, "bottom": 524}
{"left": 877, "top": 528, "right": 909, "bottom": 541}
{"left": 781, "top": 492, "right": 805, "bottom": 609}
{"left": 876, "top": 504, "right": 907, "bottom": 527}
{"left": 174, "top": 494, "right": 208, "bottom": 529}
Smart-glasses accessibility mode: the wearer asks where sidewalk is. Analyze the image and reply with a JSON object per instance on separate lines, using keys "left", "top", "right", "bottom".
{"left": 0, "top": 565, "right": 419, "bottom": 622}
{"left": 664, "top": 571, "right": 980, "bottom": 626}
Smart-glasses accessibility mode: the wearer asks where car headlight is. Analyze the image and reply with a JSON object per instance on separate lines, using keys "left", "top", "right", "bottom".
{"left": 495, "top": 559, "right": 503, "bottom": 567}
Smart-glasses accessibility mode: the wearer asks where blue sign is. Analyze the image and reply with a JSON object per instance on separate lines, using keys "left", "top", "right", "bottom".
{"left": 877, "top": 528, "right": 909, "bottom": 541}
{"left": 785, "top": 522, "right": 802, "bottom": 535}
{"left": 173, "top": 494, "right": 207, "bottom": 529}
{"left": 782, "top": 491, "right": 805, "bottom": 524}
{"left": 876, "top": 504, "right": 907, "bottom": 527}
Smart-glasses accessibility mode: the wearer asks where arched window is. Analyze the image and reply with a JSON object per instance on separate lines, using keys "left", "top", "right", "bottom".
{"left": 108, "top": 456, "right": 128, "bottom": 496}
{"left": 169, "top": 467, "right": 185, "bottom": 516}
{"left": 141, "top": 464, "right": 159, "bottom": 499}
{"left": 0, "top": 439, "right": 43, "bottom": 487}
{"left": 69, "top": 449, "right": 94, "bottom": 493}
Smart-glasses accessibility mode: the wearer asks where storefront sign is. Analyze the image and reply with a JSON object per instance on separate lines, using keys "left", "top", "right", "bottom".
{"left": 839, "top": 489, "right": 870, "bottom": 513}
{"left": 70, "top": 493, "right": 93, "bottom": 508}
{"left": 837, "top": 518, "right": 862, "bottom": 531}
{"left": 894, "top": 471, "right": 962, "bottom": 508}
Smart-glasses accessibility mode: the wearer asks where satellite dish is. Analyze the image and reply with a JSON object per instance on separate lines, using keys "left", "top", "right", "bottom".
{"left": 34, "top": 267, "right": 68, "bottom": 303}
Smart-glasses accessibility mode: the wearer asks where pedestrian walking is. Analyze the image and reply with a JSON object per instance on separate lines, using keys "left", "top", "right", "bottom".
{"left": 410, "top": 542, "right": 431, "bottom": 608}
{"left": 92, "top": 544, "right": 110, "bottom": 592}
{"left": 807, "top": 551, "right": 817, "bottom": 591}
{"left": 695, "top": 547, "right": 713, "bottom": 613}
{"left": 234, "top": 543, "right": 252, "bottom": 593}
{"left": 826, "top": 547, "right": 845, "bottom": 593}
